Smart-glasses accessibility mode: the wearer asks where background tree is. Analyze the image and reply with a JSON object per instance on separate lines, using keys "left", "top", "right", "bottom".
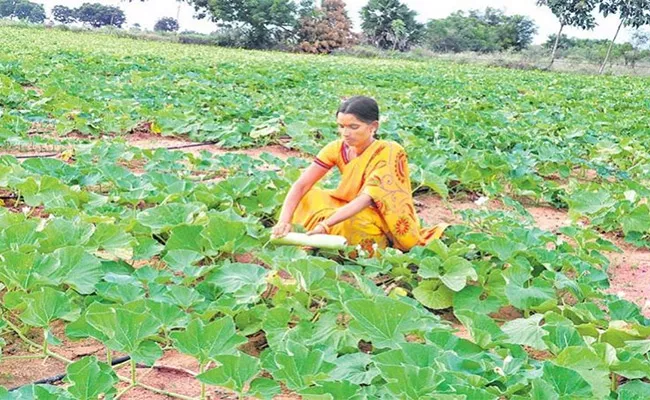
{"left": 13, "top": 0, "right": 44, "bottom": 22}
{"left": 51, "top": 5, "right": 75, "bottom": 24}
{"left": 188, "top": 0, "right": 299, "bottom": 49}
{"left": 0, "top": 0, "right": 45, "bottom": 23}
{"left": 75, "top": 3, "right": 126, "bottom": 28}
{"left": 360, "top": 0, "right": 423, "bottom": 51}
{"left": 536, "top": 0, "right": 600, "bottom": 68}
{"left": 599, "top": 0, "right": 650, "bottom": 73}
{"left": 154, "top": 16, "right": 179, "bottom": 32}
{"left": 424, "top": 8, "right": 537, "bottom": 53}
{"left": 298, "top": 0, "right": 354, "bottom": 53}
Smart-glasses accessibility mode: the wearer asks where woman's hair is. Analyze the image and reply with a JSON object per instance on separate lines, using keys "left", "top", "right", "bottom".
{"left": 336, "top": 96, "right": 379, "bottom": 124}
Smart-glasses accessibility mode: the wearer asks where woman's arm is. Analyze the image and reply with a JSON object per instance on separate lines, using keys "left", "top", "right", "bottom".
{"left": 307, "top": 193, "right": 373, "bottom": 235}
{"left": 272, "top": 163, "right": 330, "bottom": 237}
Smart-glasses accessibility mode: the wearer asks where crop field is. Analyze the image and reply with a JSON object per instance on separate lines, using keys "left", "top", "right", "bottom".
{"left": 1, "top": 25, "right": 650, "bottom": 399}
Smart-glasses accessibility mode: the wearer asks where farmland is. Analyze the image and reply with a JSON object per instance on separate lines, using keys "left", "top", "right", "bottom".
{"left": 2, "top": 25, "right": 650, "bottom": 399}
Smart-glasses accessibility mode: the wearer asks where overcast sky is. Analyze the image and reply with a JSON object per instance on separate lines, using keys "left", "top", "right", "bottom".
{"left": 41, "top": 0, "right": 636, "bottom": 44}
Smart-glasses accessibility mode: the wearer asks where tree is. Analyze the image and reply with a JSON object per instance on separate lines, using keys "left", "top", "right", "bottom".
{"left": 75, "top": 3, "right": 126, "bottom": 28}
{"left": 154, "top": 17, "right": 179, "bottom": 32}
{"left": 425, "top": 8, "right": 537, "bottom": 53}
{"left": 188, "top": 0, "right": 299, "bottom": 49}
{"left": 13, "top": 0, "right": 44, "bottom": 22}
{"left": 361, "top": 0, "right": 423, "bottom": 51}
{"left": 0, "top": 0, "right": 45, "bottom": 23}
{"left": 599, "top": 0, "right": 650, "bottom": 73}
{"left": 298, "top": 0, "right": 355, "bottom": 53}
{"left": 52, "top": 5, "right": 75, "bottom": 24}
{"left": 537, "top": 0, "right": 600, "bottom": 68}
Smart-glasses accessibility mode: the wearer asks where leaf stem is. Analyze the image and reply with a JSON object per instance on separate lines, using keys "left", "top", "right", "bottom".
{"left": 117, "top": 375, "right": 196, "bottom": 400}
{"left": 130, "top": 358, "right": 137, "bottom": 385}
{"left": 200, "top": 362, "right": 206, "bottom": 400}
{"left": 4, "top": 318, "right": 72, "bottom": 364}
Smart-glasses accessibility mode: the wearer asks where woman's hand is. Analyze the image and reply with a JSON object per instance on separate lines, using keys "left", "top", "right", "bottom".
{"left": 306, "top": 223, "right": 328, "bottom": 236}
{"left": 271, "top": 221, "right": 292, "bottom": 238}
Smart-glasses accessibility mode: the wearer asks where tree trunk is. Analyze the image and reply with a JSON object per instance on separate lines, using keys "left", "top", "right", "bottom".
{"left": 176, "top": 1, "right": 181, "bottom": 34}
{"left": 548, "top": 23, "right": 564, "bottom": 69}
{"left": 600, "top": 19, "right": 624, "bottom": 75}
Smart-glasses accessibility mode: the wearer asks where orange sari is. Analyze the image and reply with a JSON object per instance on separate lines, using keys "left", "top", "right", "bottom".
{"left": 292, "top": 139, "right": 447, "bottom": 253}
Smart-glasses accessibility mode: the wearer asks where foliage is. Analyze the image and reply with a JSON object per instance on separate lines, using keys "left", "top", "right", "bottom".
{"left": 1, "top": 26, "right": 650, "bottom": 399}
{"left": 360, "top": 0, "right": 423, "bottom": 51}
{"left": 298, "top": 0, "right": 355, "bottom": 54}
{"left": 537, "top": 0, "right": 600, "bottom": 30}
{"left": 425, "top": 7, "right": 537, "bottom": 53}
{"left": 74, "top": 3, "right": 126, "bottom": 28}
{"left": 154, "top": 17, "right": 179, "bottom": 32}
{"left": 51, "top": 5, "right": 75, "bottom": 24}
{"left": 0, "top": 0, "right": 45, "bottom": 23}
{"left": 188, "top": 0, "right": 299, "bottom": 49}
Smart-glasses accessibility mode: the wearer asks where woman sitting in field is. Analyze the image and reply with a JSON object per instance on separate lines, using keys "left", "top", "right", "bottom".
{"left": 272, "top": 96, "right": 447, "bottom": 253}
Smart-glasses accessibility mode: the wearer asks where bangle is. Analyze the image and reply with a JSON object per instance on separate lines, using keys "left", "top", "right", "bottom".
{"left": 317, "top": 221, "right": 330, "bottom": 234}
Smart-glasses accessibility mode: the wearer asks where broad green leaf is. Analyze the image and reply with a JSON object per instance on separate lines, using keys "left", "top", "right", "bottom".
{"left": 440, "top": 256, "right": 477, "bottom": 292}
{"left": 270, "top": 341, "right": 335, "bottom": 391}
{"left": 136, "top": 203, "right": 201, "bottom": 233}
{"left": 170, "top": 317, "right": 247, "bottom": 365}
{"left": 197, "top": 353, "right": 260, "bottom": 395}
{"left": 346, "top": 296, "right": 419, "bottom": 349}
{"left": 207, "top": 263, "right": 268, "bottom": 304}
{"left": 455, "top": 310, "right": 506, "bottom": 349}
{"left": 620, "top": 204, "right": 650, "bottom": 235}
{"left": 20, "top": 287, "right": 78, "bottom": 328}
{"left": 618, "top": 381, "right": 650, "bottom": 399}
{"left": 65, "top": 357, "right": 117, "bottom": 400}
{"left": 413, "top": 279, "right": 454, "bottom": 310}
{"left": 501, "top": 314, "right": 548, "bottom": 351}
{"left": 540, "top": 362, "right": 593, "bottom": 398}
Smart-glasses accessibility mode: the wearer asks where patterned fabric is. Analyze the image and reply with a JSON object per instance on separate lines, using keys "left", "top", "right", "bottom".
{"left": 297, "top": 139, "right": 448, "bottom": 252}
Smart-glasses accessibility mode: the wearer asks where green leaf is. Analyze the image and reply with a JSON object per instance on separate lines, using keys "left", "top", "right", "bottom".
{"left": 540, "top": 362, "right": 593, "bottom": 398}
{"left": 440, "top": 256, "right": 477, "bottom": 292}
{"left": 269, "top": 341, "right": 335, "bottom": 391}
{"left": 20, "top": 287, "right": 78, "bottom": 328}
{"left": 50, "top": 246, "right": 103, "bottom": 295}
{"left": 300, "top": 381, "right": 362, "bottom": 400}
{"left": 453, "top": 286, "right": 503, "bottom": 314}
{"left": 65, "top": 357, "right": 117, "bottom": 400}
{"left": 201, "top": 212, "right": 258, "bottom": 255}
{"left": 501, "top": 314, "right": 548, "bottom": 351}
{"left": 554, "top": 346, "right": 610, "bottom": 399}
{"left": 620, "top": 204, "right": 650, "bottom": 235}
{"left": 162, "top": 249, "right": 205, "bottom": 277}
{"left": 85, "top": 303, "right": 163, "bottom": 365}
{"left": 328, "top": 353, "right": 379, "bottom": 385}
{"left": 413, "top": 279, "right": 454, "bottom": 310}
{"left": 346, "top": 296, "right": 419, "bottom": 349}
{"left": 248, "top": 377, "right": 281, "bottom": 400}
{"left": 170, "top": 317, "right": 247, "bottom": 365}
{"left": 455, "top": 310, "right": 506, "bottom": 349}
{"left": 197, "top": 353, "right": 260, "bottom": 395}
{"left": 136, "top": 203, "right": 201, "bottom": 233}
{"left": 565, "top": 190, "right": 615, "bottom": 216}
{"left": 207, "top": 263, "right": 268, "bottom": 304}
{"left": 376, "top": 363, "right": 443, "bottom": 400}
{"left": 618, "top": 381, "right": 650, "bottom": 399}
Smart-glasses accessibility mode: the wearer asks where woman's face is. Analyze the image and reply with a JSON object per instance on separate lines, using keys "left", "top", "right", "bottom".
{"left": 337, "top": 113, "right": 378, "bottom": 149}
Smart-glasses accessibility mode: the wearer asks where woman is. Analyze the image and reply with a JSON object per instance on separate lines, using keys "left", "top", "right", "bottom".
{"left": 272, "top": 96, "right": 447, "bottom": 253}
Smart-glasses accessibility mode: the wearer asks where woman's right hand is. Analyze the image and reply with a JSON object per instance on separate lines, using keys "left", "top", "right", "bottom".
{"left": 271, "top": 221, "right": 292, "bottom": 238}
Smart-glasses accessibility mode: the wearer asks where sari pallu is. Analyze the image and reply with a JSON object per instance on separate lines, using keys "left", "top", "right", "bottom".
{"left": 292, "top": 139, "right": 447, "bottom": 252}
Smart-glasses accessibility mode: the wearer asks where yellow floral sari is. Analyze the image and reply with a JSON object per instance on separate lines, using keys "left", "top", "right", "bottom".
{"left": 292, "top": 139, "right": 447, "bottom": 253}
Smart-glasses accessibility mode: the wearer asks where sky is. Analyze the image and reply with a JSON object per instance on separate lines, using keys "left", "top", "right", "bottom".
{"left": 40, "top": 0, "right": 635, "bottom": 45}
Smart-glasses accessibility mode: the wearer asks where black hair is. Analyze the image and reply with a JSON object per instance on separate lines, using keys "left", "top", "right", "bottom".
{"left": 336, "top": 96, "right": 379, "bottom": 124}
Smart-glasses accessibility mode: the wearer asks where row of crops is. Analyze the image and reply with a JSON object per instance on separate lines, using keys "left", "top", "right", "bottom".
{"left": 1, "top": 25, "right": 650, "bottom": 399}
